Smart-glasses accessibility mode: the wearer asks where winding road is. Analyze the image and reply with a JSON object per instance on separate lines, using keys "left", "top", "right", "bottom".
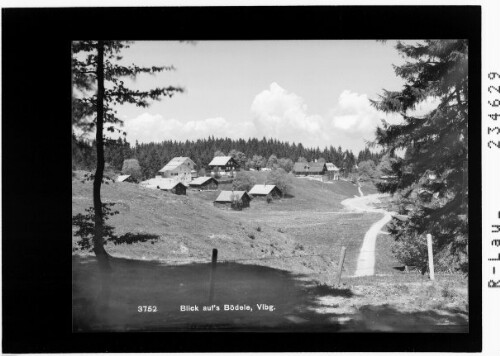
{"left": 341, "top": 189, "right": 393, "bottom": 277}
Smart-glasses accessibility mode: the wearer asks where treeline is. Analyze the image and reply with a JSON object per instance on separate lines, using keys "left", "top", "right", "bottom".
{"left": 72, "top": 134, "right": 383, "bottom": 179}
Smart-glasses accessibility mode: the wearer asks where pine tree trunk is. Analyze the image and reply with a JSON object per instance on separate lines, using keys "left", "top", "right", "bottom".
{"left": 93, "top": 40, "right": 110, "bottom": 269}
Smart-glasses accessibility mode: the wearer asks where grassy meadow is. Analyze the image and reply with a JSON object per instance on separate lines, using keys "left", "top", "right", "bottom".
{"left": 72, "top": 170, "right": 468, "bottom": 331}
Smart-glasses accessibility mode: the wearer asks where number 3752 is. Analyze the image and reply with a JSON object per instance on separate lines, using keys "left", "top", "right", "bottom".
{"left": 138, "top": 305, "right": 158, "bottom": 312}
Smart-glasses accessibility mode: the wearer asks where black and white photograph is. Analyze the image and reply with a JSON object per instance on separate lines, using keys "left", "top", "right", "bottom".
{"left": 71, "top": 39, "right": 470, "bottom": 332}
{"left": 3, "top": 3, "right": 491, "bottom": 353}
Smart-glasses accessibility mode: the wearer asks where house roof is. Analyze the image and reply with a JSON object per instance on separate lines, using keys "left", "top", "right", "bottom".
{"left": 116, "top": 174, "right": 131, "bottom": 182}
{"left": 215, "top": 190, "right": 250, "bottom": 203}
{"left": 326, "top": 163, "right": 340, "bottom": 171}
{"left": 158, "top": 157, "right": 195, "bottom": 172}
{"left": 208, "top": 156, "right": 234, "bottom": 166}
{"left": 189, "top": 176, "right": 218, "bottom": 186}
{"left": 140, "top": 177, "right": 167, "bottom": 187}
{"left": 248, "top": 184, "right": 280, "bottom": 195}
{"left": 293, "top": 162, "right": 327, "bottom": 173}
{"left": 140, "top": 178, "right": 185, "bottom": 190}
{"left": 158, "top": 181, "right": 186, "bottom": 190}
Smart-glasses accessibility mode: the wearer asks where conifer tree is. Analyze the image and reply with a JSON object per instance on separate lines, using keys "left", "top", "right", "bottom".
{"left": 371, "top": 40, "right": 468, "bottom": 271}
{"left": 72, "top": 41, "right": 183, "bottom": 266}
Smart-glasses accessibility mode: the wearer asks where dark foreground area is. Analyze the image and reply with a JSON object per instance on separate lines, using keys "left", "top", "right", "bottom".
{"left": 73, "top": 256, "right": 468, "bottom": 332}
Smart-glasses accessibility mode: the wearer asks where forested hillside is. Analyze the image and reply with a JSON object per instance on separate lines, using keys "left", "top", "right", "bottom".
{"left": 72, "top": 134, "right": 382, "bottom": 179}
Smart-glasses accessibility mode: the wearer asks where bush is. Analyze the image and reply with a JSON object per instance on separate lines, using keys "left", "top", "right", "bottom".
{"left": 294, "top": 243, "right": 305, "bottom": 251}
{"left": 211, "top": 167, "right": 222, "bottom": 179}
{"left": 391, "top": 233, "right": 430, "bottom": 273}
{"left": 441, "top": 283, "right": 456, "bottom": 299}
{"left": 232, "top": 171, "right": 256, "bottom": 191}
{"left": 266, "top": 168, "right": 291, "bottom": 196}
{"left": 357, "top": 160, "right": 376, "bottom": 181}
{"left": 230, "top": 194, "right": 244, "bottom": 211}
{"left": 122, "top": 158, "right": 142, "bottom": 181}
{"left": 256, "top": 226, "right": 261, "bottom": 232}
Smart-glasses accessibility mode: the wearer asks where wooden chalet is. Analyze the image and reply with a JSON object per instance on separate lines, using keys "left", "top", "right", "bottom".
{"left": 213, "top": 190, "right": 251, "bottom": 209}
{"left": 293, "top": 161, "right": 327, "bottom": 176}
{"left": 157, "top": 180, "right": 187, "bottom": 195}
{"left": 248, "top": 184, "right": 283, "bottom": 198}
{"left": 208, "top": 156, "right": 240, "bottom": 176}
{"left": 189, "top": 176, "right": 219, "bottom": 190}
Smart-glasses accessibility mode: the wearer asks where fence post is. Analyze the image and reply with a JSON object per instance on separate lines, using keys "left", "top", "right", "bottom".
{"left": 208, "top": 248, "right": 218, "bottom": 304}
{"left": 336, "top": 246, "right": 347, "bottom": 285}
{"left": 426, "top": 234, "right": 435, "bottom": 281}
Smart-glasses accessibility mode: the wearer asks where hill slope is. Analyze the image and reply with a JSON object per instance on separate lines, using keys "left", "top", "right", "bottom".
{"left": 196, "top": 171, "right": 361, "bottom": 212}
{"left": 73, "top": 171, "right": 370, "bottom": 276}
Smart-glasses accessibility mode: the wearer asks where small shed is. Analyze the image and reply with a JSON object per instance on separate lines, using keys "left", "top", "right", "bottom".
{"left": 116, "top": 174, "right": 136, "bottom": 183}
{"left": 214, "top": 190, "right": 251, "bottom": 209}
{"left": 248, "top": 184, "right": 283, "bottom": 198}
{"left": 157, "top": 181, "right": 187, "bottom": 195}
{"left": 189, "top": 176, "right": 219, "bottom": 190}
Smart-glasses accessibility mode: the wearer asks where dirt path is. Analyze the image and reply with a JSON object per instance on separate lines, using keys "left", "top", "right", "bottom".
{"left": 357, "top": 184, "right": 364, "bottom": 197}
{"left": 341, "top": 192, "right": 393, "bottom": 277}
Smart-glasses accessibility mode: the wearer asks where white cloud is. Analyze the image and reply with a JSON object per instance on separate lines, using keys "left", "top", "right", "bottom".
{"left": 123, "top": 113, "right": 257, "bottom": 143}
{"left": 329, "top": 90, "right": 386, "bottom": 137}
{"left": 122, "top": 84, "right": 420, "bottom": 152}
{"left": 250, "top": 82, "right": 329, "bottom": 147}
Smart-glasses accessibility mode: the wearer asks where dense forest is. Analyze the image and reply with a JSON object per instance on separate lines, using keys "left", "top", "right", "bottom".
{"left": 72, "top": 134, "right": 383, "bottom": 179}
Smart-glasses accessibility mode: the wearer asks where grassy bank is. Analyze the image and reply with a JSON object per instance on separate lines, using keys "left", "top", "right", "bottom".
{"left": 72, "top": 171, "right": 367, "bottom": 276}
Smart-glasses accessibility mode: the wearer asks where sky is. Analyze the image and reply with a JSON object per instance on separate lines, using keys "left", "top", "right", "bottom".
{"left": 95, "top": 40, "right": 437, "bottom": 153}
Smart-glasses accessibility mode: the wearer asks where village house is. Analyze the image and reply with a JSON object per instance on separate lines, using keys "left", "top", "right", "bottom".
{"left": 157, "top": 180, "right": 187, "bottom": 195}
{"left": 292, "top": 161, "right": 327, "bottom": 176}
{"left": 188, "top": 176, "right": 219, "bottom": 190}
{"left": 157, "top": 157, "right": 196, "bottom": 183}
{"left": 213, "top": 190, "right": 251, "bottom": 209}
{"left": 116, "top": 174, "right": 137, "bottom": 183}
{"left": 248, "top": 184, "right": 283, "bottom": 199}
{"left": 208, "top": 156, "right": 240, "bottom": 177}
{"left": 140, "top": 177, "right": 173, "bottom": 190}
{"left": 325, "top": 163, "right": 340, "bottom": 180}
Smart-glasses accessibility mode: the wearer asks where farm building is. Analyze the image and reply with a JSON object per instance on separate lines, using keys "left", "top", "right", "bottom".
{"left": 208, "top": 156, "right": 240, "bottom": 176}
{"left": 325, "top": 163, "right": 340, "bottom": 180}
{"left": 189, "top": 176, "right": 219, "bottom": 190}
{"left": 248, "top": 184, "right": 283, "bottom": 198}
{"left": 293, "top": 162, "right": 327, "bottom": 176}
{"left": 116, "top": 174, "right": 137, "bottom": 183}
{"left": 140, "top": 177, "right": 174, "bottom": 190}
{"left": 158, "top": 157, "right": 196, "bottom": 183}
{"left": 214, "top": 190, "right": 251, "bottom": 209}
{"left": 157, "top": 180, "right": 187, "bottom": 195}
